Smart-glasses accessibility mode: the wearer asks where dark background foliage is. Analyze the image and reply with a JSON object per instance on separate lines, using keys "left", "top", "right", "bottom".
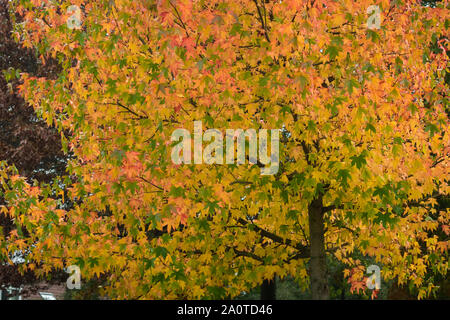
{"left": 0, "top": 0, "right": 66, "bottom": 299}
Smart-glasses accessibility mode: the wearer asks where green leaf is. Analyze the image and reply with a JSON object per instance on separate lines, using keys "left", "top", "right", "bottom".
{"left": 350, "top": 152, "right": 368, "bottom": 169}
{"left": 365, "top": 123, "right": 376, "bottom": 133}
{"left": 325, "top": 45, "right": 340, "bottom": 60}
{"left": 337, "top": 169, "right": 351, "bottom": 187}
{"left": 345, "top": 78, "right": 360, "bottom": 94}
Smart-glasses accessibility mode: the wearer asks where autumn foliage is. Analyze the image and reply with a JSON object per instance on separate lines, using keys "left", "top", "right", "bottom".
{"left": 0, "top": 0, "right": 448, "bottom": 299}
{"left": 0, "top": 0, "right": 69, "bottom": 297}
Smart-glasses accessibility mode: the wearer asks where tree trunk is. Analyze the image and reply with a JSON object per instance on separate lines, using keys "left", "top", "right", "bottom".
{"left": 260, "top": 278, "right": 276, "bottom": 300}
{"left": 308, "top": 198, "right": 329, "bottom": 299}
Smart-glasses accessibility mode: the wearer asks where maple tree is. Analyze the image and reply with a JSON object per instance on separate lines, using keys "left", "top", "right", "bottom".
{"left": 0, "top": 0, "right": 448, "bottom": 300}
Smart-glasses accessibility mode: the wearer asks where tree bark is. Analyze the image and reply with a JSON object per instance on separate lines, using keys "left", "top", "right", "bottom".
{"left": 260, "top": 278, "right": 276, "bottom": 300}
{"left": 308, "top": 198, "right": 329, "bottom": 299}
